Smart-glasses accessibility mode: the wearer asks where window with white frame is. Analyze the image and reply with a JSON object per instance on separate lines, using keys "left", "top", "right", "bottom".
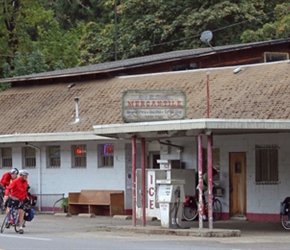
{"left": 72, "top": 145, "right": 86, "bottom": 168}
{"left": 47, "top": 146, "right": 61, "bottom": 168}
{"left": 255, "top": 144, "right": 279, "bottom": 184}
{"left": 98, "top": 144, "right": 114, "bottom": 168}
{"left": 23, "top": 147, "right": 36, "bottom": 169}
{"left": 1, "top": 147, "right": 12, "bottom": 169}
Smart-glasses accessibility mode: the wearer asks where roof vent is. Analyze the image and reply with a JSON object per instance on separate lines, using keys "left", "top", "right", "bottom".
{"left": 71, "top": 97, "right": 80, "bottom": 124}
{"left": 233, "top": 67, "right": 243, "bottom": 74}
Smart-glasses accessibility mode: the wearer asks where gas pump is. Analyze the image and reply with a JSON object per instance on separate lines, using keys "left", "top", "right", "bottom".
{"left": 156, "top": 179, "right": 185, "bottom": 228}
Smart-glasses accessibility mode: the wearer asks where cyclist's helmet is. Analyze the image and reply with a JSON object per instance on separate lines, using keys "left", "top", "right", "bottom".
{"left": 19, "top": 170, "right": 29, "bottom": 176}
{"left": 10, "top": 168, "right": 19, "bottom": 175}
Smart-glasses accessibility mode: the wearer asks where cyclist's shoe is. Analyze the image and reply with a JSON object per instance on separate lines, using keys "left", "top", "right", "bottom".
{"left": 19, "top": 229, "right": 24, "bottom": 234}
{"left": 5, "top": 222, "right": 10, "bottom": 228}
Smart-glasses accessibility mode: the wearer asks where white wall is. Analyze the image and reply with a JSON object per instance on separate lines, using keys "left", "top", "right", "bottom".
{"left": 1, "top": 132, "right": 289, "bottom": 216}
{"left": 214, "top": 133, "right": 289, "bottom": 215}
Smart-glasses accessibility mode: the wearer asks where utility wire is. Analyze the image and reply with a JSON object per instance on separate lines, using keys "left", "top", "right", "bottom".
{"left": 0, "top": 9, "right": 280, "bottom": 60}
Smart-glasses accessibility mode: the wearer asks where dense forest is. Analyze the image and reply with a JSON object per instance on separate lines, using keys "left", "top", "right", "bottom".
{"left": 0, "top": 0, "right": 289, "bottom": 90}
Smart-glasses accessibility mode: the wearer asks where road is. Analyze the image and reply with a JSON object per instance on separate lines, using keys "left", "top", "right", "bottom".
{"left": 0, "top": 214, "right": 290, "bottom": 250}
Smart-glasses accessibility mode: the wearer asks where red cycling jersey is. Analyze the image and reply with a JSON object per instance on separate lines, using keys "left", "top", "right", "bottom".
{"left": 5, "top": 177, "right": 28, "bottom": 201}
{"left": 0, "top": 172, "right": 12, "bottom": 188}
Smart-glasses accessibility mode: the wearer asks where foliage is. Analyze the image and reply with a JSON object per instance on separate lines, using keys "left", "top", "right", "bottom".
{"left": 61, "top": 197, "right": 68, "bottom": 212}
{"left": 79, "top": 0, "right": 288, "bottom": 65}
{"left": 241, "top": 2, "right": 290, "bottom": 42}
{"left": 0, "top": 0, "right": 290, "bottom": 88}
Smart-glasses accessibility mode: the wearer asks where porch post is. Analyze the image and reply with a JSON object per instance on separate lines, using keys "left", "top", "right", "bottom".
{"left": 132, "top": 136, "right": 137, "bottom": 226}
{"left": 207, "top": 134, "right": 213, "bottom": 229}
{"left": 141, "top": 138, "right": 146, "bottom": 226}
{"left": 198, "top": 134, "right": 204, "bottom": 229}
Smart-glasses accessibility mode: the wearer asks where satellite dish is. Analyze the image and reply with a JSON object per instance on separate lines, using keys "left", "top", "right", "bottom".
{"left": 200, "top": 30, "right": 213, "bottom": 43}
{"left": 200, "top": 30, "right": 214, "bottom": 50}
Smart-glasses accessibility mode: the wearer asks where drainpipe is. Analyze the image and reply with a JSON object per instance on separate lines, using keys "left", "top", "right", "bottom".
{"left": 25, "top": 142, "right": 42, "bottom": 212}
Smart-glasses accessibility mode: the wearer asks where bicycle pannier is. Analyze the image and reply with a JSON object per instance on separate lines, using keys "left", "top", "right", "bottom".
{"left": 24, "top": 208, "right": 35, "bottom": 221}
{"left": 8, "top": 196, "right": 20, "bottom": 207}
{"left": 280, "top": 197, "right": 290, "bottom": 215}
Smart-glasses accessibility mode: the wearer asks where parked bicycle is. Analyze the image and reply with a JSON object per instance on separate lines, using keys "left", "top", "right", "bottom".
{"left": 183, "top": 193, "right": 222, "bottom": 221}
{"left": 280, "top": 197, "right": 290, "bottom": 230}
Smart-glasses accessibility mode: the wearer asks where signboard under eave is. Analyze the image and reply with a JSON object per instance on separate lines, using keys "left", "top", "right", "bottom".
{"left": 122, "top": 90, "right": 186, "bottom": 122}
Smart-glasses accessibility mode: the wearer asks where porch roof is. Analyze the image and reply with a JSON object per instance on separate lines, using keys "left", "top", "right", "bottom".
{"left": 93, "top": 118, "right": 290, "bottom": 140}
{"left": 0, "top": 132, "right": 111, "bottom": 144}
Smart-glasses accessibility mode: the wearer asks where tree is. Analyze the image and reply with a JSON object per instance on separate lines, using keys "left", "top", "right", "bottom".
{"left": 79, "top": 0, "right": 286, "bottom": 64}
{"left": 0, "top": 0, "right": 85, "bottom": 80}
{"left": 241, "top": 2, "right": 290, "bottom": 42}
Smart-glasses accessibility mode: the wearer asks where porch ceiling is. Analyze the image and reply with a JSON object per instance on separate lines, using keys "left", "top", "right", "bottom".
{"left": 93, "top": 118, "right": 290, "bottom": 140}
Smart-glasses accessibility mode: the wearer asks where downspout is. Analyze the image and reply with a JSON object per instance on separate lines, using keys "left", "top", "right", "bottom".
{"left": 25, "top": 142, "right": 42, "bottom": 212}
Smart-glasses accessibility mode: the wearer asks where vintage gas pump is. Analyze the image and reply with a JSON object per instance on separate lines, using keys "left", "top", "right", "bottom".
{"left": 156, "top": 179, "right": 185, "bottom": 228}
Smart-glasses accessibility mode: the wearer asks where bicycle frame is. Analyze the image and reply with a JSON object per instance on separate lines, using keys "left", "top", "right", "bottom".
{"left": 183, "top": 193, "right": 222, "bottom": 221}
{"left": 0, "top": 205, "right": 21, "bottom": 233}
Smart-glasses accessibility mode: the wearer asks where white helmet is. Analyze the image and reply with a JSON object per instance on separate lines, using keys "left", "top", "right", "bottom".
{"left": 10, "top": 168, "right": 19, "bottom": 175}
{"left": 19, "top": 170, "right": 29, "bottom": 176}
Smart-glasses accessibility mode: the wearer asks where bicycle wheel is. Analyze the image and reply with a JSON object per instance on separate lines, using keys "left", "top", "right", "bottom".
{"left": 183, "top": 203, "right": 199, "bottom": 221}
{"left": 281, "top": 214, "right": 290, "bottom": 230}
{"left": 14, "top": 212, "right": 20, "bottom": 233}
{"left": 212, "top": 198, "right": 222, "bottom": 221}
{"left": 1, "top": 213, "right": 9, "bottom": 233}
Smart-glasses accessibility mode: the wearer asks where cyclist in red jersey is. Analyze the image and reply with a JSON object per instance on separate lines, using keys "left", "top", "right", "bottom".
{"left": 4, "top": 170, "right": 29, "bottom": 234}
{"left": 0, "top": 168, "right": 19, "bottom": 191}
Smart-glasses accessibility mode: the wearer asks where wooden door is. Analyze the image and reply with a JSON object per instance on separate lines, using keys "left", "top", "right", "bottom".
{"left": 229, "top": 152, "right": 247, "bottom": 218}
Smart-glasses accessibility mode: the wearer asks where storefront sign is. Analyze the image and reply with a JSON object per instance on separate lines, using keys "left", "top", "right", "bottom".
{"left": 122, "top": 90, "right": 186, "bottom": 122}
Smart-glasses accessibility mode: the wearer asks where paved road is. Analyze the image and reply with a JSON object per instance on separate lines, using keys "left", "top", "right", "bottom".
{"left": 0, "top": 213, "right": 289, "bottom": 250}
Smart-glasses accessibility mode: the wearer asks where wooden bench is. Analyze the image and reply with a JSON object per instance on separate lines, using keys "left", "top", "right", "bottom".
{"left": 68, "top": 190, "right": 124, "bottom": 216}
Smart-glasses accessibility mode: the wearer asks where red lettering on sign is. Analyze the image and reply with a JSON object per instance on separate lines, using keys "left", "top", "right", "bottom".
{"left": 150, "top": 174, "right": 153, "bottom": 184}
{"left": 148, "top": 187, "right": 154, "bottom": 196}
{"left": 149, "top": 199, "right": 154, "bottom": 209}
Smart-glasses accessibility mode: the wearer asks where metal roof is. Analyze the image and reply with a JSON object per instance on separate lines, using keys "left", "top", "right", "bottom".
{"left": 93, "top": 118, "right": 290, "bottom": 140}
{"left": 1, "top": 38, "right": 289, "bottom": 83}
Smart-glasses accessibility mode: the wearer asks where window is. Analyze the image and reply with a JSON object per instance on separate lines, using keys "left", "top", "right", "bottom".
{"left": 72, "top": 145, "right": 86, "bottom": 168}
{"left": 98, "top": 144, "right": 114, "bottom": 168}
{"left": 255, "top": 144, "right": 279, "bottom": 184}
{"left": 47, "top": 146, "right": 61, "bottom": 168}
{"left": 23, "top": 147, "right": 36, "bottom": 169}
{"left": 1, "top": 147, "right": 12, "bottom": 169}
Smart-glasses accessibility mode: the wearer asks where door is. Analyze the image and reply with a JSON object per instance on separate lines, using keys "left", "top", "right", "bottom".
{"left": 229, "top": 152, "right": 246, "bottom": 218}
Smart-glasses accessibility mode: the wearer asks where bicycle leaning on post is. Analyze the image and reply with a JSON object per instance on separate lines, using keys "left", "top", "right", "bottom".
{"left": 280, "top": 197, "right": 290, "bottom": 230}
{"left": 183, "top": 187, "right": 223, "bottom": 221}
